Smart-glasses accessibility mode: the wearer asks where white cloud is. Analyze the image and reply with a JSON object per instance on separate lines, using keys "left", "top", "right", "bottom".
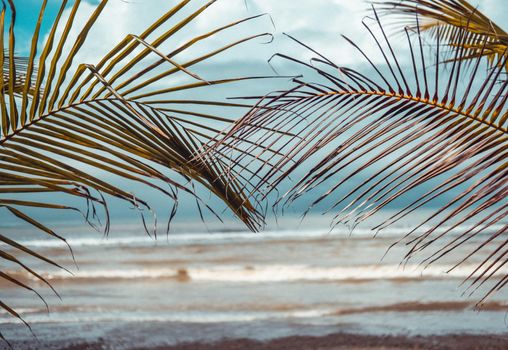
{"left": 47, "top": 0, "right": 507, "bottom": 73}
{"left": 49, "top": 0, "right": 403, "bottom": 70}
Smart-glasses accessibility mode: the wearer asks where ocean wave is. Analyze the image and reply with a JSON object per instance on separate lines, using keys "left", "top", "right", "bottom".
{"left": 1, "top": 230, "right": 354, "bottom": 249}
{"left": 14, "top": 263, "right": 507, "bottom": 283}
{"left": 4, "top": 223, "right": 506, "bottom": 249}
{"left": 0, "top": 309, "right": 332, "bottom": 325}
{"left": 1, "top": 301, "right": 506, "bottom": 325}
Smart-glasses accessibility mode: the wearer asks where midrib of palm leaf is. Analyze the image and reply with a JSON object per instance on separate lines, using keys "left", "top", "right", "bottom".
{"left": 287, "top": 89, "right": 507, "bottom": 133}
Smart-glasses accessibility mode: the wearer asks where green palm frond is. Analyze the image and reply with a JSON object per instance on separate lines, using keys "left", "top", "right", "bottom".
{"left": 0, "top": 0, "right": 271, "bottom": 332}
{"left": 375, "top": 0, "right": 508, "bottom": 69}
{"left": 217, "top": 9, "right": 508, "bottom": 304}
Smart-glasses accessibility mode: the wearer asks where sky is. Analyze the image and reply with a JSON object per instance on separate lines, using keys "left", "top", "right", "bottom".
{"left": 16, "top": 0, "right": 381, "bottom": 65}
{"left": 15, "top": 0, "right": 508, "bottom": 66}
{"left": 6, "top": 0, "right": 508, "bottom": 226}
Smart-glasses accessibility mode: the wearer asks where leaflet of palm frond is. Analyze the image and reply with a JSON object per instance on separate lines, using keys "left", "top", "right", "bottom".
{"left": 0, "top": 0, "right": 272, "bottom": 328}
{"left": 0, "top": 54, "right": 35, "bottom": 95}
{"left": 375, "top": 0, "right": 508, "bottom": 70}
{"left": 217, "top": 10, "right": 508, "bottom": 303}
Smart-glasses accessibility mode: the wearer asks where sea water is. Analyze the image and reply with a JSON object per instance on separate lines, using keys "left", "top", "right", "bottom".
{"left": 1, "top": 214, "right": 508, "bottom": 348}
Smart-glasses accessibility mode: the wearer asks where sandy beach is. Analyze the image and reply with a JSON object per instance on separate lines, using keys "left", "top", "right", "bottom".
{"left": 14, "top": 333, "right": 508, "bottom": 350}
{"left": 145, "top": 333, "right": 508, "bottom": 350}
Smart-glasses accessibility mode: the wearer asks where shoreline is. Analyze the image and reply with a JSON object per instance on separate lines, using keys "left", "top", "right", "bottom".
{"left": 138, "top": 333, "right": 508, "bottom": 350}
{"left": 43, "top": 332, "right": 508, "bottom": 350}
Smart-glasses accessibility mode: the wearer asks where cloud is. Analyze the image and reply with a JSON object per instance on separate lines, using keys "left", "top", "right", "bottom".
{"left": 45, "top": 0, "right": 400, "bottom": 71}
{"left": 21, "top": 0, "right": 508, "bottom": 75}
{"left": 41, "top": 0, "right": 508, "bottom": 78}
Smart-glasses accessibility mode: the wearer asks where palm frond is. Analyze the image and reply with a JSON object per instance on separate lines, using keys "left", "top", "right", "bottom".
{"left": 217, "top": 9, "right": 508, "bottom": 303}
{"left": 375, "top": 0, "right": 508, "bottom": 70}
{"left": 1, "top": 0, "right": 271, "bottom": 329}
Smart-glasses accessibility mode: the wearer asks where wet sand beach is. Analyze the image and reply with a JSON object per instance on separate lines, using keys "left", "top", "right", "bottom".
{"left": 146, "top": 333, "right": 508, "bottom": 350}
{"left": 15, "top": 333, "right": 508, "bottom": 349}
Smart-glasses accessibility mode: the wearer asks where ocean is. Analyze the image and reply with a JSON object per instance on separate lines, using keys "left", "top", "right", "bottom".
{"left": 1, "top": 214, "right": 508, "bottom": 348}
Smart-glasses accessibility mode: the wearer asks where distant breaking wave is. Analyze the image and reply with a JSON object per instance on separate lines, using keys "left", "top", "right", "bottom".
{"left": 15, "top": 264, "right": 507, "bottom": 283}
{"left": 4, "top": 224, "right": 506, "bottom": 249}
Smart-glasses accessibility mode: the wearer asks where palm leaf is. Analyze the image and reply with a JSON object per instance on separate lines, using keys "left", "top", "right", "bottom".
{"left": 375, "top": 0, "right": 508, "bottom": 70}
{"left": 217, "top": 9, "right": 508, "bottom": 304}
{"left": 1, "top": 0, "right": 271, "bottom": 330}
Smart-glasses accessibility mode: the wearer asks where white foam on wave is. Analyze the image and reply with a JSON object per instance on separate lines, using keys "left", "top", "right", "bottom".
{"left": 30, "top": 263, "right": 507, "bottom": 282}
{"left": 0, "top": 230, "right": 353, "bottom": 249}
{"left": 0, "top": 309, "right": 333, "bottom": 325}
{"left": 5, "top": 223, "right": 506, "bottom": 249}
